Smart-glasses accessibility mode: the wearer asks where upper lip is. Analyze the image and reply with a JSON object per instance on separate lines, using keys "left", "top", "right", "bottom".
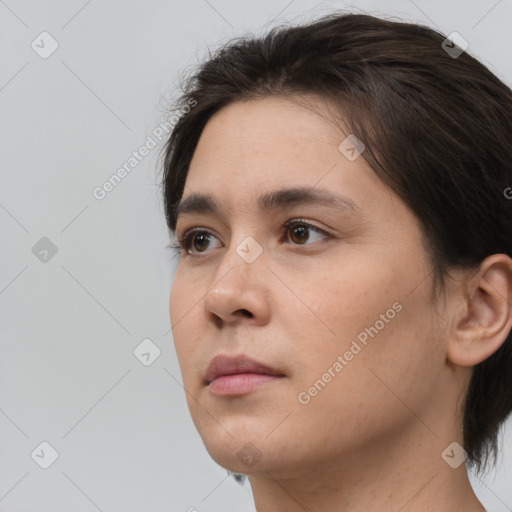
{"left": 204, "top": 354, "right": 285, "bottom": 384}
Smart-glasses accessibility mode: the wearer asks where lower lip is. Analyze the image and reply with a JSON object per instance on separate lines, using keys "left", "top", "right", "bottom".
{"left": 208, "top": 373, "right": 283, "bottom": 396}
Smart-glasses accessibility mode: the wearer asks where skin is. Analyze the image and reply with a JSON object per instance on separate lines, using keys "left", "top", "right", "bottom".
{"left": 169, "top": 95, "right": 512, "bottom": 511}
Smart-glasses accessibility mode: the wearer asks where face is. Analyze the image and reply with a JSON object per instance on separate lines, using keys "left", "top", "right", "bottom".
{"left": 169, "top": 96, "right": 449, "bottom": 478}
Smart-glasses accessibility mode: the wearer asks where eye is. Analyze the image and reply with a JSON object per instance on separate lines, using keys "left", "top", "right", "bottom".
{"left": 176, "top": 218, "right": 331, "bottom": 257}
{"left": 281, "top": 219, "right": 331, "bottom": 246}
{"left": 178, "top": 229, "right": 222, "bottom": 255}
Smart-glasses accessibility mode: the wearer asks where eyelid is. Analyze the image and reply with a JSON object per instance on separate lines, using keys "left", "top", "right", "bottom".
{"left": 177, "top": 218, "right": 332, "bottom": 256}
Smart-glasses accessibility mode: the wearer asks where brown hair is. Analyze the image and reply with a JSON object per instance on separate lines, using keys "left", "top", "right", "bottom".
{"left": 159, "top": 11, "right": 512, "bottom": 473}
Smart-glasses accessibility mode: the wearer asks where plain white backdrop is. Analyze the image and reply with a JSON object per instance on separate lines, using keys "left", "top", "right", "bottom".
{"left": 1, "top": 0, "right": 511, "bottom": 510}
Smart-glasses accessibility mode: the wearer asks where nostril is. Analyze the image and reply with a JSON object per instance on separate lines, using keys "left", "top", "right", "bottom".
{"left": 213, "top": 313, "right": 223, "bottom": 328}
{"left": 209, "top": 309, "right": 254, "bottom": 327}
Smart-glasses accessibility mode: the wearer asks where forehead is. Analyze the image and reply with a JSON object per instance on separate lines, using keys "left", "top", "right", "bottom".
{"left": 178, "top": 95, "right": 413, "bottom": 233}
{"left": 183, "top": 96, "right": 373, "bottom": 198}
{"left": 190, "top": 95, "right": 343, "bottom": 160}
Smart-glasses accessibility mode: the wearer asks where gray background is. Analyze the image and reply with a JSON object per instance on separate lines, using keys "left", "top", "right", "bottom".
{"left": 1, "top": 0, "right": 511, "bottom": 511}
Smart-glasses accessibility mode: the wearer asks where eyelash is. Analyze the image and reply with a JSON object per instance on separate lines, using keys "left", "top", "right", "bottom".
{"left": 171, "top": 219, "right": 331, "bottom": 256}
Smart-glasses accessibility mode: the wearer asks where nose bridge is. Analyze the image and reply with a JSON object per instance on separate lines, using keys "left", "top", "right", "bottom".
{"left": 204, "top": 232, "right": 269, "bottom": 324}
{"left": 213, "top": 232, "right": 266, "bottom": 289}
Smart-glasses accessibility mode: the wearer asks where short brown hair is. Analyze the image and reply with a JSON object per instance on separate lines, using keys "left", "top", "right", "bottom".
{"left": 159, "top": 11, "right": 512, "bottom": 473}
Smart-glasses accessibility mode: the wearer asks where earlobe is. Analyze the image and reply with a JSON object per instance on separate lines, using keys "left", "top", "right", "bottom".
{"left": 446, "top": 254, "right": 512, "bottom": 368}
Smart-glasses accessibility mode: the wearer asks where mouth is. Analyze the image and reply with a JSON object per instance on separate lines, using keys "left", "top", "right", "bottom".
{"left": 204, "top": 354, "right": 286, "bottom": 396}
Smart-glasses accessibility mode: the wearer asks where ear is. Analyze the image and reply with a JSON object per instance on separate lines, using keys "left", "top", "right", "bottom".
{"left": 446, "top": 254, "right": 512, "bottom": 367}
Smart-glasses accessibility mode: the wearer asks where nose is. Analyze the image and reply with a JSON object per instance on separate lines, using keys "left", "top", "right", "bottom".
{"left": 203, "top": 242, "right": 271, "bottom": 328}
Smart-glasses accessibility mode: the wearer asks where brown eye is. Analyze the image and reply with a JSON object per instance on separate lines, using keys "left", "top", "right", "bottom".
{"left": 180, "top": 230, "right": 220, "bottom": 255}
{"left": 283, "top": 219, "right": 330, "bottom": 246}
{"left": 191, "top": 233, "right": 210, "bottom": 252}
{"left": 178, "top": 219, "right": 330, "bottom": 257}
{"left": 289, "top": 224, "right": 309, "bottom": 244}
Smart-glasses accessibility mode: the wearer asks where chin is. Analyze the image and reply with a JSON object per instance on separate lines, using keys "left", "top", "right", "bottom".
{"left": 196, "top": 421, "right": 278, "bottom": 474}
{"left": 203, "top": 439, "right": 265, "bottom": 474}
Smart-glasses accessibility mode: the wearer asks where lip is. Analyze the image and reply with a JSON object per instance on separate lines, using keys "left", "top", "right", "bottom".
{"left": 205, "top": 354, "right": 285, "bottom": 396}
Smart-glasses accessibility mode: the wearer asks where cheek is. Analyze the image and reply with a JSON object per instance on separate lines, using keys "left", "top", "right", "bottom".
{"left": 286, "top": 249, "right": 441, "bottom": 416}
{"left": 281, "top": 248, "right": 401, "bottom": 352}
{"left": 169, "top": 266, "right": 205, "bottom": 336}
{"left": 169, "top": 268, "right": 189, "bottom": 327}
{"left": 286, "top": 310, "right": 442, "bottom": 456}
{"left": 169, "top": 272, "right": 202, "bottom": 381}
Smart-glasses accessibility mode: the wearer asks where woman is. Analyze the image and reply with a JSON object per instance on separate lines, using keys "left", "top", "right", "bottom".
{"left": 160, "top": 11, "right": 512, "bottom": 511}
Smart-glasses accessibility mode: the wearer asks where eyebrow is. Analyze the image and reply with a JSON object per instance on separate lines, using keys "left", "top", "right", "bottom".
{"left": 174, "top": 186, "right": 363, "bottom": 223}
